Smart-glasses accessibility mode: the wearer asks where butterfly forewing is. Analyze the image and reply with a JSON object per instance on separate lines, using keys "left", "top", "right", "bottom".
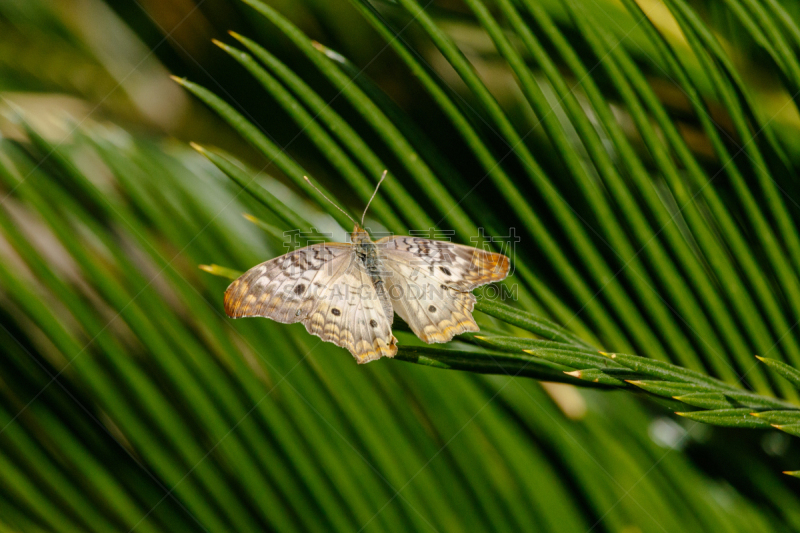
{"left": 377, "top": 237, "right": 509, "bottom": 290}
{"left": 225, "top": 243, "right": 349, "bottom": 320}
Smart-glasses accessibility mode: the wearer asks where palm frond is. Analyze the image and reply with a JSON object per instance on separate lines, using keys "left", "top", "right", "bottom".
{"left": 3, "top": 0, "right": 800, "bottom": 531}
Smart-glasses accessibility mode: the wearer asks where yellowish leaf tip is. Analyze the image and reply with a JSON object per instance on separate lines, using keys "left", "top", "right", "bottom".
{"left": 169, "top": 75, "right": 185, "bottom": 85}
{"left": 750, "top": 413, "right": 762, "bottom": 417}
{"left": 211, "top": 38, "right": 228, "bottom": 50}
{"left": 755, "top": 355, "right": 765, "bottom": 362}
{"left": 563, "top": 370, "right": 581, "bottom": 378}
{"left": 474, "top": 336, "right": 487, "bottom": 340}
{"left": 625, "top": 380, "right": 642, "bottom": 385}
{"left": 675, "top": 412, "right": 687, "bottom": 417}
{"left": 523, "top": 350, "right": 536, "bottom": 355}
{"left": 189, "top": 142, "right": 205, "bottom": 153}
{"left": 229, "top": 30, "right": 242, "bottom": 40}
{"left": 311, "top": 40, "right": 324, "bottom": 51}
{"left": 197, "top": 264, "right": 241, "bottom": 280}
{"left": 772, "top": 424, "right": 784, "bottom": 429}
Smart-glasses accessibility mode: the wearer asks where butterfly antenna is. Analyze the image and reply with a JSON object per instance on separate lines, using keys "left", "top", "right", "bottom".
{"left": 361, "top": 170, "right": 387, "bottom": 227}
{"left": 303, "top": 176, "right": 357, "bottom": 226}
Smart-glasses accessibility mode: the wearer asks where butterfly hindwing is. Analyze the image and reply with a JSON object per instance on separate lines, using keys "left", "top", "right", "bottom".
{"left": 302, "top": 256, "right": 397, "bottom": 363}
{"left": 381, "top": 259, "right": 480, "bottom": 343}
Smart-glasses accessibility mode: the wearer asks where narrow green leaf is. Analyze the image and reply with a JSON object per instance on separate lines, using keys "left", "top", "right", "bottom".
{"left": 627, "top": 380, "right": 717, "bottom": 398}
{"left": 475, "top": 299, "right": 594, "bottom": 349}
{"left": 241, "top": 213, "right": 292, "bottom": 242}
{"left": 674, "top": 392, "right": 794, "bottom": 410}
{"left": 750, "top": 411, "right": 800, "bottom": 425}
{"left": 563, "top": 369, "right": 626, "bottom": 387}
{"left": 603, "top": 352, "right": 739, "bottom": 391}
{"left": 198, "top": 265, "right": 242, "bottom": 280}
{"left": 472, "top": 336, "right": 595, "bottom": 354}
{"left": 675, "top": 408, "right": 773, "bottom": 429}
{"left": 773, "top": 423, "right": 800, "bottom": 438}
{"left": 394, "top": 345, "right": 609, "bottom": 386}
{"left": 757, "top": 356, "right": 800, "bottom": 390}
{"left": 524, "top": 349, "right": 626, "bottom": 371}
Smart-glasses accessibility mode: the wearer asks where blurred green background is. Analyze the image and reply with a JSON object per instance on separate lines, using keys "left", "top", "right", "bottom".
{"left": 2, "top": 0, "right": 800, "bottom": 531}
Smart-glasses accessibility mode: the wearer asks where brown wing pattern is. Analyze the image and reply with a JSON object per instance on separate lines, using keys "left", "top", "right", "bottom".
{"left": 377, "top": 236, "right": 509, "bottom": 291}
{"left": 225, "top": 242, "right": 397, "bottom": 363}
{"left": 378, "top": 237, "right": 509, "bottom": 344}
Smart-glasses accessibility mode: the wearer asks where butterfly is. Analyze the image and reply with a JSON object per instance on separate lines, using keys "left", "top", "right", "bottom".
{"left": 224, "top": 172, "right": 510, "bottom": 363}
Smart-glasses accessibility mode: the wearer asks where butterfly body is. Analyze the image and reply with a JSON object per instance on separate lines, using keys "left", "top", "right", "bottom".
{"left": 350, "top": 227, "right": 394, "bottom": 324}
